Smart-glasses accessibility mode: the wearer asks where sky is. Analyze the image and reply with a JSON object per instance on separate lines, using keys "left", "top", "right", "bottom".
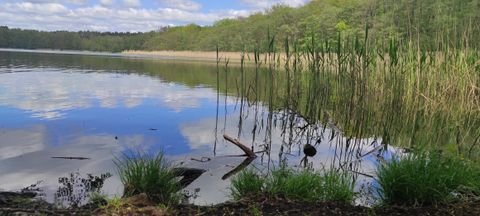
{"left": 0, "top": 0, "right": 310, "bottom": 32}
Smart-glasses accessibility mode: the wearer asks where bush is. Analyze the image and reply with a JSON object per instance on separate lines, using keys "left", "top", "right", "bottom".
{"left": 113, "top": 151, "right": 180, "bottom": 204}
{"left": 376, "top": 152, "right": 480, "bottom": 206}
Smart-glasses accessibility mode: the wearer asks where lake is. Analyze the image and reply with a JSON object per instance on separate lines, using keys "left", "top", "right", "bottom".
{"left": 0, "top": 49, "right": 403, "bottom": 206}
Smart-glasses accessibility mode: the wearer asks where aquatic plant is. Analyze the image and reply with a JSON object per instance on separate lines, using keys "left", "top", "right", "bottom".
{"left": 113, "top": 151, "right": 181, "bottom": 204}
{"left": 376, "top": 152, "right": 480, "bottom": 206}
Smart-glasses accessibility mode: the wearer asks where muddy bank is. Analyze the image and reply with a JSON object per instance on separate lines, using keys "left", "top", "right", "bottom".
{"left": 2, "top": 193, "right": 480, "bottom": 216}
{"left": 176, "top": 196, "right": 480, "bottom": 216}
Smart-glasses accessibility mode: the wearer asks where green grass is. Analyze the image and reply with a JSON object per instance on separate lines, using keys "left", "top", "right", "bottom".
{"left": 230, "top": 169, "right": 265, "bottom": 200}
{"left": 113, "top": 151, "right": 180, "bottom": 204}
{"left": 265, "top": 169, "right": 325, "bottom": 202}
{"left": 376, "top": 152, "right": 480, "bottom": 206}
{"left": 230, "top": 168, "right": 355, "bottom": 203}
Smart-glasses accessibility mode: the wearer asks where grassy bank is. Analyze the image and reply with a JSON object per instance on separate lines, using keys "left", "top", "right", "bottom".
{"left": 3, "top": 150, "right": 480, "bottom": 215}
{"left": 80, "top": 151, "right": 480, "bottom": 215}
{"left": 231, "top": 168, "right": 355, "bottom": 203}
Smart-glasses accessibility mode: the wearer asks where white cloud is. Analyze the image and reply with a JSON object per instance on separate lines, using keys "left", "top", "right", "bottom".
{"left": 4, "top": 0, "right": 88, "bottom": 5}
{"left": 241, "top": 0, "right": 309, "bottom": 9}
{"left": 0, "top": 0, "right": 310, "bottom": 32}
{"left": 10, "top": 2, "right": 68, "bottom": 14}
{"left": 159, "top": 0, "right": 202, "bottom": 11}
{"left": 122, "top": 0, "right": 140, "bottom": 8}
{"left": 100, "top": 0, "right": 114, "bottom": 6}
{"left": 0, "top": 2, "right": 250, "bottom": 32}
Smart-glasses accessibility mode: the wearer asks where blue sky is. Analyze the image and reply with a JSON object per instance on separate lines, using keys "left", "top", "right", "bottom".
{"left": 0, "top": 0, "right": 310, "bottom": 32}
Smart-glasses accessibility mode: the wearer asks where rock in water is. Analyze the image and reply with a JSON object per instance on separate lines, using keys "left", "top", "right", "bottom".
{"left": 303, "top": 144, "right": 317, "bottom": 157}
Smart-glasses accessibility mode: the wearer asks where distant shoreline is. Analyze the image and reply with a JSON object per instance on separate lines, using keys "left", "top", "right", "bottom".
{"left": 0, "top": 48, "right": 123, "bottom": 57}
{"left": 0, "top": 48, "right": 253, "bottom": 64}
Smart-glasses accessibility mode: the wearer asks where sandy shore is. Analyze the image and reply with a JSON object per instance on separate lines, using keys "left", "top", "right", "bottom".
{"left": 123, "top": 50, "right": 254, "bottom": 63}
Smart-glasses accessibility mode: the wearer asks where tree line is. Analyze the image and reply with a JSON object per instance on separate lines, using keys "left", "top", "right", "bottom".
{"left": 0, "top": 27, "right": 154, "bottom": 52}
{"left": 0, "top": 0, "right": 479, "bottom": 52}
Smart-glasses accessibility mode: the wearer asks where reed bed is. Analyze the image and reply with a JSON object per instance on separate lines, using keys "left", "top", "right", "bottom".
{"left": 223, "top": 31, "right": 479, "bottom": 160}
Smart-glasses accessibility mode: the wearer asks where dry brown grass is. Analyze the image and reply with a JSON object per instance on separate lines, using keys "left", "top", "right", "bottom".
{"left": 123, "top": 50, "right": 249, "bottom": 62}
{"left": 122, "top": 50, "right": 298, "bottom": 65}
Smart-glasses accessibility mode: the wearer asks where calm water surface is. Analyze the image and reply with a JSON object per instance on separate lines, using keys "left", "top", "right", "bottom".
{"left": 0, "top": 50, "right": 394, "bottom": 205}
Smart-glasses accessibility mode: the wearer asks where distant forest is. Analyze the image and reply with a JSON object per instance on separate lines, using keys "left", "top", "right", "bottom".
{"left": 1, "top": 0, "right": 479, "bottom": 52}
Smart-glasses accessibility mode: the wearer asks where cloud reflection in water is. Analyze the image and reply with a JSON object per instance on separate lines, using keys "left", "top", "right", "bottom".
{"left": 0, "top": 70, "right": 219, "bottom": 119}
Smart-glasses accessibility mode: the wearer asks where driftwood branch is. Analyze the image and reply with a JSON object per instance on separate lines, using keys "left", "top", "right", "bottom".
{"left": 223, "top": 134, "right": 257, "bottom": 158}
{"left": 51, "top": 156, "right": 90, "bottom": 160}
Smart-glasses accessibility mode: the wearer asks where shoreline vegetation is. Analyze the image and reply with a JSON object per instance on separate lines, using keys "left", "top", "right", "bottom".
{"left": 1, "top": 0, "right": 479, "bottom": 215}
{"left": 2, "top": 151, "right": 480, "bottom": 215}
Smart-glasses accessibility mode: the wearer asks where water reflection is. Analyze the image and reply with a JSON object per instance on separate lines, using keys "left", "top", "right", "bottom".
{"left": 176, "top": 98, "right": 400, "bottom": 205}
{"left": 0, "top": 50, "right": 397, "bottom": 206}
{"left": 0, "top": 125, "right": 46, "bottom": 160}
{"left": 0, "top": 51, "right": 236, "bottom": 204}
{"left": 0, "top": 71, "right": 220, "bottom": 120}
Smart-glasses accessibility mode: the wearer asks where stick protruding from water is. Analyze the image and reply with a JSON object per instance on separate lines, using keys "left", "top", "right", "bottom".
{"left": 223, "top": 134, "right": 257, "bottom": 158}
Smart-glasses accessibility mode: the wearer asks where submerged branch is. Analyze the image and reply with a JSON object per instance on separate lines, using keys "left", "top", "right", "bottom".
{"left": 221, "top": 157, "right": 256, "bottom": 180}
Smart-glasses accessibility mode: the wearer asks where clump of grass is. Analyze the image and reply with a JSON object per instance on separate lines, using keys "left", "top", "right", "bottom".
{"left": 113, "top": 151, "right": 180, "bottom": 204}
{"left": 231, "top": 168, "right": 355, "bottom": 203}
{"left": 322, "top": 170, "right": 357, "bottom": 203}
{"left": 230, "top": 169, "right": 265, "bottom": 200}
{"left": 265, "top": 169, "right": 324, "bottom": 202}
{"left": 376, "top": 152, "right": 480, "bottom": 206}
